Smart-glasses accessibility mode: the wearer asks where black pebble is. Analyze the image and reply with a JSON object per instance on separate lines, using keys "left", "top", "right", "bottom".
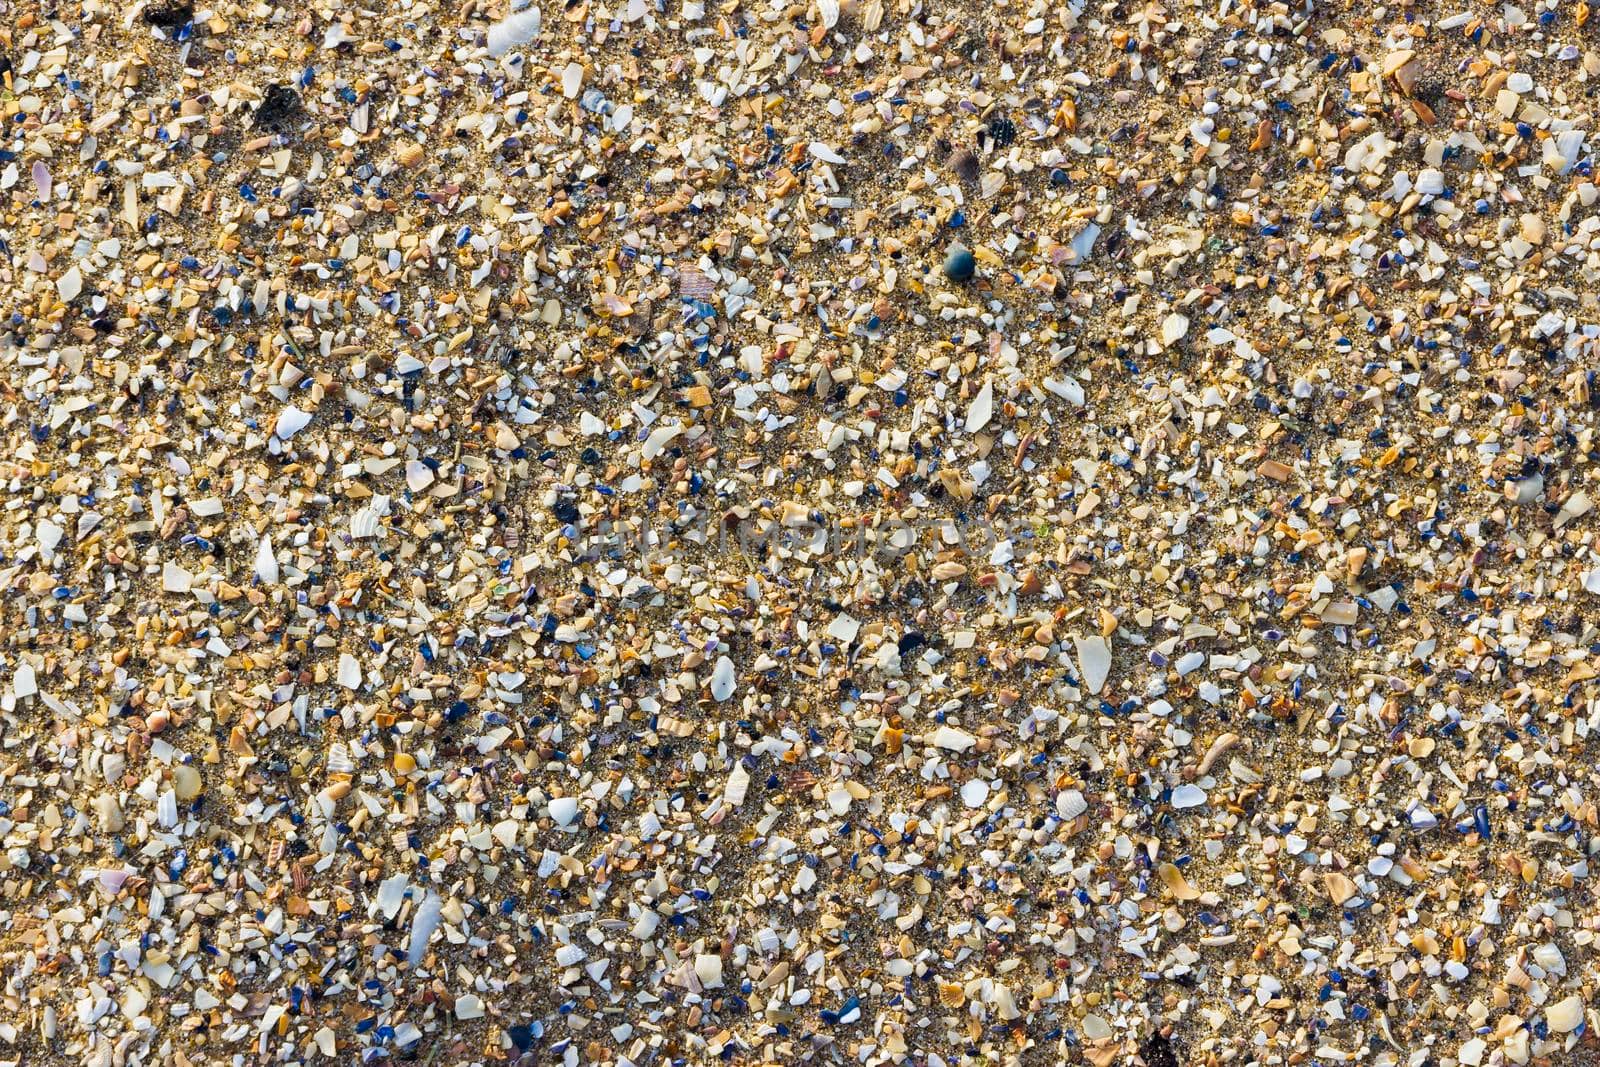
{"left": 507, "top": 1025, "right": 535, "bottom": 1053}
{"left": 1139, "top": 1033, "right": 1181, "bottom": 1067}
{"left": 252, "top": 85, "right": 303, "bottom": 130}
{"left": 552, "top": 499, "right": 580, "bottom": 524}
{"left": 142, "top": 1, "right": 193, "bottom": 29}
{"left": 897, "top": 632, "right": 926, "bottom": 656}
{"left": 988, "top": 116, "right": 1017, "bottom": 149}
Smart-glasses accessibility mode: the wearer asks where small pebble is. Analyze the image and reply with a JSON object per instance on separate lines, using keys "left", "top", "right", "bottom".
{"left": 943, "top": 244, "right": 976, "bottom": 282}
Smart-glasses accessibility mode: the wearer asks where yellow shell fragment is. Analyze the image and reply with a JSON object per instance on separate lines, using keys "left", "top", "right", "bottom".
{"left": 1158, "top": 863, "right": 1200, "bottom": 901}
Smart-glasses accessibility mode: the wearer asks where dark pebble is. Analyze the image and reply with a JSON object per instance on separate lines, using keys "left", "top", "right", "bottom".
{"left": 949, "top": 149, "right": 979, "bottom": 184}
{"left": 142, "top": 1, "right": 193, "bottom": 28}
{"left": 253, "top": 85, "right": 304, "bottom": 130}
{"left": 943, "top": 246, "right": 976, "bottom": 283}
{"left": 1140, "top": 1033, "right": 1181, "bottom": 1067}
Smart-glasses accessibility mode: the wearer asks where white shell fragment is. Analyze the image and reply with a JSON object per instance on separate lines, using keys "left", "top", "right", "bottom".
{"left": 337, "top": 652, "right": 362, "bottom": 690}
{"left": 13, "top": 661, "right": 37, "bottom": 700}
{"left": 254, "top": 534, "right": 279, "bottom": 584}
{"left": 1160, "top": 312, "right": 1189, "bottom": 345}
{"left": 1546, "top": 995, "right": 1583, "bottom": 1033}
{"left": 57, "top": 266, "right": 83, "bottom": 302}
{"left": 274, "top": 405, "right": 313, "bottom": 441}
{"left": 485, "top": 6, "right": 542, "bottom": 55}
{"left": 1507, "top": 473, "right": 1543, "bottom": 505}
{"left": 376, "top": 875, "right": 410, "bottom": 920}
{"left": 548, "top": 796, "right": 580, "bottom": 827}
{"left": 1555, "top": 489, "right": 1591, "bottom": 528}
{"left": 641, "top": 423, "right": 682, "bottom": 459}
{"left": 724, "top": 762, "right": 751, "bottom": 807}
{"left": 1074, "top": 635, "right": 1111, "bottom": 695}
{"left": 710, "top": 655, "right": 736, "bottom": 701}
{"left": 1056, "top": 789, "right": 1087, "bottom": 821}
{"left": 405, "top": 460, "right": 434, "bottom": 493}
{"left": 694, "top": 953, "right": 724, "bottom": 988}
{"left": 560, "top": 61, "right": 584, "bottom": 99}
{"left": 932, "top": 726, "right": 976, "bottom": 751}
{"left": 162, "top": 561, "right": 193, "bottom": 594}
{"left": 807, "top": 141, "right": 846, "bottom": 164}
{"left": 965, "top": 379, "right": 994, "bottom": 433}
{"left": 406, "top": 893, "right": 442, "bottom": 968}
